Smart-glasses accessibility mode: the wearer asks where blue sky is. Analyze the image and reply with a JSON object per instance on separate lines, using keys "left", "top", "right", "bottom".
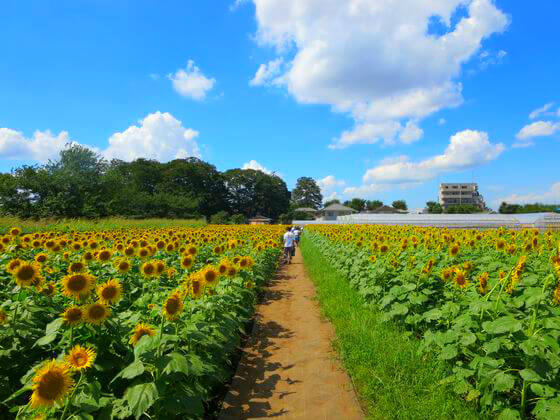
{"left": 1, "top": 0, "right": 559, "bottom": 210}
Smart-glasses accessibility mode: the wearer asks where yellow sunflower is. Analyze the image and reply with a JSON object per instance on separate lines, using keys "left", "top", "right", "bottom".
{"left": 180, "top": 255, "right": 194, "bottom": 269}
{"left": 162, "top": 292, "right": 184, "bottom": 321}
{"left": 201, "top": 266, "right": 220, "bottom": 287}
{"left": 96, "top": 279, "right": 123, "bottom": 305}
{"left": 65, "top": 345, "right": 96, "bottom": 371}
{"left": 34, "top": 253, "right": 48, "bottom": 264}
{"left": 141, "top": 261, "right": 156, "bottom": 277}
{"left": 84, "top": 303, "right": 111, "bottom": 325}
{"left": 67, "top": 260, "right": 86, "bottom": 274}
{"left": 114, "top": 258, "right": 131, "bottom": 274}
{"left": 9, "top": 227, "right": 21, "bottom": 236}
{"left": 97, "top": 249, "right": 112, "bottom": 263}
{"left": 13, "top": 262, "right": 40, "bottom": 287}
{"left": 61, "top": 305, "right": 84, "bottom": 326}
{"left": 61, "top": 273, "right": 95, "bottom": 300}
{"left": 453, "top": 269, "right": 469, "bottom": 289}
{"left": 129, "top": 322, "right": 157, "bottom": 346}
{"left": 29, "top": 360, "right": 74, "bottom": 409}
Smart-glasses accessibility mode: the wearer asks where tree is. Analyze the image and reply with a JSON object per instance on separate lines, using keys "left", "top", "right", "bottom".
{"left": 426, "top": 201, "right": 443, "bottom": 214}
{"left": 446, "top": 204, "right": 482, "bottom": 214}
{"left": 323, "top": 198, "right": 340, "bottom": 207}
{"left": 223, "top": 169, "right": 290, "bottom": 219}
{"left": 291, "top": 177, "right": 323, "bottom": 209}
{"left": 210, "top": 211, "right": 230, "bottom": 224}
{"left": 392, "top": 200, "right": 408, "bottom": 211}
{"left": 366, "top": 200, "right": 383, "bottom": 211}
{"left": 343, "top": 198, "right": 366, "bottom": 212}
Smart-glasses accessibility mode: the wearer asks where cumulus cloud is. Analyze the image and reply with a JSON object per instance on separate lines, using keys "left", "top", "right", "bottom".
{"left": 169, "top": 60, "right": 215, "bottom": 100}
{"left": 104, "top": 112, "right": 200, "bottom": 162}
{"left": 497, "top": 182, "right": 560, "bottom": 205}
{"left": 477, "top": 49, "right": 507, "bottom": 70}
{"left": 516, "top": 121, "right": 560, "bottom": 140}
{"left": 249, "top": 0, "right": 508, "bottom": 148}
{"left": 250, "top": 58, "right": 284, "bottom": 86}
{"left": 0, "top": 128, "right": 80, "bottom": 162}
{"left": 529, "top": 102, "right": 555, "bottom": 120}
{"left": 363, "top": 129, "right": 504, "bottom": 184}
{"left": 242, "top": 159, "right": 274, "bottom": 175}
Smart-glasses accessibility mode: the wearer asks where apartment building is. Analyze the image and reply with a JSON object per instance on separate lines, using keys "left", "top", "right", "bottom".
{"left": 439, "top": 183, "right": 486, "bottom": 210}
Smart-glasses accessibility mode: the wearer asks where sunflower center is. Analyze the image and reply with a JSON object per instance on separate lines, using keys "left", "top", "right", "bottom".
{"left": 165, "top": 298, "right": 180, "bottom": 314}
{"left": 102, "top": 286, "right": 117, "bottom": 300}
{"left": 68, "top": 275, "right": 87, "bottom": 291}
{"left": 119, "top": 262, "right": 129, "bottom": 270}
{"left": 66, "top": 309, "right": 82, "bottom": 322}
{"left": 192, "top": 281, "right": 200, "bottom": 294}
{"left": 205, "top": 272, "right": 216, "bottom": 282}
{"left": 99, "top": 251, "right": 111, "bottom": 261}
{"left": 73, "top": 353, "right": 87, "bottom": 367}
{"left": 144, "top": 265, "right": 154, "bottom": 275}
{"left": 17, "top": 265, "right": 36, "bottom": 281}
{"left": 88, "top": 305, "right": 106, "bottom": 320}
{"left": 37, "top": 371, "right": 65, "bottom": 401}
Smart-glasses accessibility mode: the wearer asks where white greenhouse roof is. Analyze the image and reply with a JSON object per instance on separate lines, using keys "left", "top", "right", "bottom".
{"left": 293, "top": 212, "right": 560, "bottom": 228}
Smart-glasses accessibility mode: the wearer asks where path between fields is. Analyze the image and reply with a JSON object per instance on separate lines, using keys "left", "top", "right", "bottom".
{"left": 220, "top": 248, "right": 364, "bottom": 420}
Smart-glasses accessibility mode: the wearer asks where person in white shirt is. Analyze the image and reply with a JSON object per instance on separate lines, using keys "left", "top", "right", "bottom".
{"left": 283, "top": 227, "right": 295, "bottom": 263}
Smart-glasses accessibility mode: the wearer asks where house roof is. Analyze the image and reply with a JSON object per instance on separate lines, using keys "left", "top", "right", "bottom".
{"left": 249, "top": 214, "right": 272, "bottom": 221}
{"left": 370, "top": 205, "right": 405, "bottom": 214}
{"left": 322, "top": 203, "right": 356, "bottom": 212}
{"left": 295, "top": 207, "right": 318, "bottom": 212}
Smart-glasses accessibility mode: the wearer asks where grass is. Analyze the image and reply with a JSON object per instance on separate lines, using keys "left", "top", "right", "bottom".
{"left": 0, "top": 216, "right": 206, "bottom": 233}
{"left": 300, "top": 235, "right": 484, "bottom": 420}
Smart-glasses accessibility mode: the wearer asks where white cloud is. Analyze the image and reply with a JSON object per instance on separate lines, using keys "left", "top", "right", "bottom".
{"left": 104, "top": 112, "right": 200, "bottom": 162}
{"left": 343, "top": 183, "right": 389, "bottom": 197}
{"left": 250, "top": 0, "right": 508, "bottom": 148}
{"left": 529, "top": 102, "right": 555, "bottom": 120}
{"left": 250, "top": 58, "right": 284, "bottom": 86}
{"left": 497, "top": 182, "right": 560, "bottom": 205}
{"left": 169, "top": 60, "right": 215, "bottom": 100}
{"left": 363, "top": 129, "right": 504, "bottom": 184}
{"left": 0, "top": 128, "right": 80, "bottom": 162}
{"left": 512, "top": 141, "right": 534, "bottom": 149}
{"left": 399, "top": 121, "right": 423, "bottom": 144}
{"left": 478, "top": 49, "right": 507, "bottom": 70}
{"left": 516, "top": 121, "right": 560, "bottom": 140}
{"left": 317, "top": 175, "right": 346, "bottom": 199}
{"left": 242, "top": 159, "right": 274, "bottom": 175}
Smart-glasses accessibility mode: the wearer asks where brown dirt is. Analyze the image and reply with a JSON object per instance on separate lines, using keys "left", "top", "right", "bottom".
{"left": 219, "top": 248, "right": 364, "bottom": 420}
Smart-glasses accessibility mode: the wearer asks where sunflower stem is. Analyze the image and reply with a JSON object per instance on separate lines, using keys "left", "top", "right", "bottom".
{"left": 61, "top": 370, "right": 83, "bottom": 420}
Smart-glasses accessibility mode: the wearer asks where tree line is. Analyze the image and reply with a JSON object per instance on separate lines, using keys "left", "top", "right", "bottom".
{"left": 0, "top": 145, "right": 292, "bottom": 222}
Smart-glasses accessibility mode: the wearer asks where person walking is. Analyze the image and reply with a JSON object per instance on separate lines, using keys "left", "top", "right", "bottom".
{"left": 292, "top": 227, "right": 300, "bottom": 247}
{"left": 283, "top": 226, "right": 295, "bottom": 264}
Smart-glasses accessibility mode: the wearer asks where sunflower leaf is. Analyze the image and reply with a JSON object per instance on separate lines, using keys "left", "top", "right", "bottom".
{"left": 125, "top": 382, "right": 158, "bottom": 420}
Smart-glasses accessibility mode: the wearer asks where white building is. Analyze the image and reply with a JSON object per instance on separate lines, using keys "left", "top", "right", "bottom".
{"left": 439, "top": 183, "right": 486, "bottom": 210}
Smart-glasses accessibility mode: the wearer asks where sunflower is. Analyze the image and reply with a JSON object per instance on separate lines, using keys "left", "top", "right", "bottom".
{"left": 61, "top": 273, "right": 95, "bottom": 300}
{"left": 141, "top": 261, "right": 156, "bottom": 277}
{"left": 61, "top": 305, "right": 84, "bottom": 326}
{"left": 227, "top": 265, "right": 238, "bottom": 277}
{"left": 138, "top": 247, "right": 150, "bottom": 259}
{"left": 0, "top": 309, "right": 7, "bottom": 325}
{"left": 68, "top": 261, "right": 86, "bottom": 274}
{"left": 34, "top": 253, "right": 48, "bottom": 264}
{"left": 453, "top": 269, "right": 468, "bottom": 289}
{"left": 82, "top": 251, "right": 94, "bottom": 263}
{"left": 13, "top": 262, "right": 40, "bottom": 287}
{"left": 97, "top": 249, "right": 112, "bottom": 263}
{"left": 129, "top": 322, "right": 157, "bottom": 346}
{"left": 96, "top": 279, "right": 123, "bottom": 305}
{"left": 450, "top": 244, "right": 460, "bottom": 257}
{"left": 29, "top": 360, "right": 74, "bottom": 408}
{"left": 65, "top": 345, "right": 96, "bottom": 371}
{"left": 9, "top": 227, "right": 21, "bottom": 236}
{"left": 115, "top": 258, "right": 131, "bottom": 274}
{"left": 186, "top": 245, "right": 197, "bottom": 256}
{"left": 238, "top": 257, "right": 249, "bottom": 269}
{"left": 41, "top": 281, "right": 56, "bottom": 297}
{"left": 84, "top": 303, "right": 111, "bottom": 325}
{"left": 217, "top": 259, "right": 231, "bottom": 275}
{"left": 201, "top": 266, "right": 220, "bottom": 287}
{"left": 162, "top": 292, "right": 184, "bottom": 321}
{"left": 124, "top": 246, "right": 135, "bottom": 257}
{"left": 478, "top": 272, "right": 489, "bottom": 295}
{"left": 180, "top": 255, "right": 194, "bottom": 269}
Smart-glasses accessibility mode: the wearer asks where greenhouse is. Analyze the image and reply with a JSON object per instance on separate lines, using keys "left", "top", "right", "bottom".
{"left": 294, "top": 212, "right": 560, "bottom": 229}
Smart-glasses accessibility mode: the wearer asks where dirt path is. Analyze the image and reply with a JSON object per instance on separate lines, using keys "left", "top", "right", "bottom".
{"left": 220, "top": 248, "right": 364, "bottom": 420}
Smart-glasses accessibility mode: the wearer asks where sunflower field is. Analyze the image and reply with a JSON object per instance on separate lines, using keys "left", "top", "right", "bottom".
{"left": 305, "top": 225, "right": 560, "bottom": 419}
{"left": 0, "top": 224, "right": 282, "bottom": 419}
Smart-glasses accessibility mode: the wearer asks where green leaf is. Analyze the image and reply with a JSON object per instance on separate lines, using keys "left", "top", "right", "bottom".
{"left": 36, "top": 331, "right": 58, "bottom": 346}
{"left": 493, "top": 371, "right": 516, "bottom": 392}
{"left": 483, "top": 316, "right": 523, "bottom": 335}
{"left": 133, "top": 335, "right": 158, "bottom": 358}
{"left": 125, "top": 382, "right": 158, "bottom": 419}
{"left": 497, "top": 408, "right": 521, "bottom": 420}
{"left": 119, "top": 360, "right": 145, "bottom": 381}
{"left": 461, "top": 332, "right": 477, "bottom": 347}
{"left": 163, "top": 352, "right": 189, "bottom": 375}
{"left": 45, "top": 317, "right": 64, "bottom": 335}
{"left": 519, "top": 369, "right": 543, "bottom": 383}
{"left": 440, "top": 344, "right": 458, "bottom": 360}
{"left": 531, "top": 383, "right": 557, "bottom": 398}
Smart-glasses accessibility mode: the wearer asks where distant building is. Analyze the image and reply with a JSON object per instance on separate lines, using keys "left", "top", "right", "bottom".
{"left": 439, "top": 183, "right": 486, "bottom": 210}
{"left": 317, "top": 203, "right": 356, "bottom": 221}
{"left": 248, "top": 215, "right": 272, "bottom": 225}
{"left": 367, "top": 205, "right": 408, "bottom": 214}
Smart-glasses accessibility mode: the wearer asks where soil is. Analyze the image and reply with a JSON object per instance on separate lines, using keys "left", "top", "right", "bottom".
{"left": 219, "top": 248, "right": 364, "bottom": 420}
